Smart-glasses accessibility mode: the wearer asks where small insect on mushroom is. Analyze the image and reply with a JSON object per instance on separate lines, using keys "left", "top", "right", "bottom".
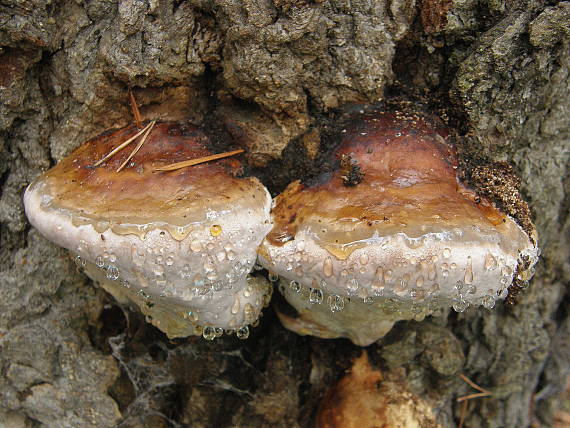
{"left": 339, "top": 154, "right": 365, "bottom": 187}
{"left": 24, "top": 121, "right": 273, "bottom": 340}
{"left": 258, "top": 104, "right": 539, "bottom": 346}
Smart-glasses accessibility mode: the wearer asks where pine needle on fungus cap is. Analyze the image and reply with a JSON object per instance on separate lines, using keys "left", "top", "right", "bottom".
{"left": 129, "top": 90, "right": 142, "bottom": 129}
{"left": 116, "top": 120, "right": 156, "bottom": 172}
{"left": 154, "top": 149, "right": 245, "bottom": 172}
{"left": 93, "top": 121, "right": 154, "bottom": 167}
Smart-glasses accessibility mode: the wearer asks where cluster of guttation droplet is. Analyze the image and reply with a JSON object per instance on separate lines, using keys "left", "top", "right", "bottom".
{"left": 72, "top": 223, "right": 270, "bottom": 340}
{"left": 276, "top": 277, "right": 446, "bottom": 322}
{"left": 269, "top": 236, "right": 536, "bottom": 315}
{"left": 72, "top": 224, "right": 536, "bottom": 341}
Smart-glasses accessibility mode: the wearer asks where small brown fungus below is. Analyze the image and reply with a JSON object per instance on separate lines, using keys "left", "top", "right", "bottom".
{"left": 258, "top": 106, "right": 539, "bottom": 346}
{"left": 24, "top": 121, "right": 272, "bottom": 340}
{"left": 316, "top": 351, "right": 440, "bottom": 428}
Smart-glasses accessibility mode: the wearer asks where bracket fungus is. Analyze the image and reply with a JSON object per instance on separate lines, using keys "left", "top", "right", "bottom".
{"left": 259, "top": 106, "right": 539, "bottom": 346}
{"left": 316, "top": 352, "right": 440, "bottom": 428}
{"left": 24, "top": 121, "right": 272, "bottom": 340}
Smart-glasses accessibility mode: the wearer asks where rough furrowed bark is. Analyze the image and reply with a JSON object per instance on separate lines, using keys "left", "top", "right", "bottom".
{"left": 0, "top": 1, "right": 568, "bottom": 427}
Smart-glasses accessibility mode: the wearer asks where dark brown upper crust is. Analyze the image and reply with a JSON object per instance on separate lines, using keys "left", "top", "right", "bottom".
{"left": 266, "top": 110, "right": 508, "bottom": 252}
{"left": 35, "top": 122, "right": 267, "bottom": 227}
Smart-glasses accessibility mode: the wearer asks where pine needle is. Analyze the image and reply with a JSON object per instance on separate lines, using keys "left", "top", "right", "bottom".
{"left": 117, "top": 120, "right": 156, "bottom": 172}
{"left": 456, "top": 373, "right": 493, "bottom": 427}
{"left": 457, "top": 392, "right": 492, "bottom": 402}
{"left": 458, "top": 400, "right": 468, "bottom": 428}
{"left": 154, "top": 149, "right": 244, "bottom": 172}
{"left": 93, "top": 122, "right": 153, "bottom": 167}
{"left": 457, "top": 374, "right": 492, "bottom": 396}
{"left": 129, "top": 90, "right": 142, "bottom": 129}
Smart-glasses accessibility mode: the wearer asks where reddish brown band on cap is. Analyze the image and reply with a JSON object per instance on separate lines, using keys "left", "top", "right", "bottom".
{"left": 266, "top": 110, "right": 506, "bottom": 254}
{"left": 40, "top": 122, "right": 266, "bottom": 227}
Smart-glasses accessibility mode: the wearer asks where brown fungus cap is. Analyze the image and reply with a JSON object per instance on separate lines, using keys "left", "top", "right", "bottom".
{"left": 316, "top": 352, "right": 440, "bottom": 428}
{"left": 24, "top": 122, "right": 272, "bottom": 339}
{"left": 259, "top": 107, "right": 539, "bottom": 346}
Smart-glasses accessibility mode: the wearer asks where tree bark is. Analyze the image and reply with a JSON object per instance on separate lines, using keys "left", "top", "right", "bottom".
{"left": 0, "top": 1, "right": 568, "bottom": 427}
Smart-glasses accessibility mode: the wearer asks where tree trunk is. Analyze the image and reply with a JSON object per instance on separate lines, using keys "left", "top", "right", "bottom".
{"left": 0, "top": 1, "right": 568, "bottom": 427}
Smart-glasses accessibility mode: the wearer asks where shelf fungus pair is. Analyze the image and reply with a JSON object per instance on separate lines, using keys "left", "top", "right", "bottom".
{"left": 24, "top": 106, "right": 539, "bottom": 345}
